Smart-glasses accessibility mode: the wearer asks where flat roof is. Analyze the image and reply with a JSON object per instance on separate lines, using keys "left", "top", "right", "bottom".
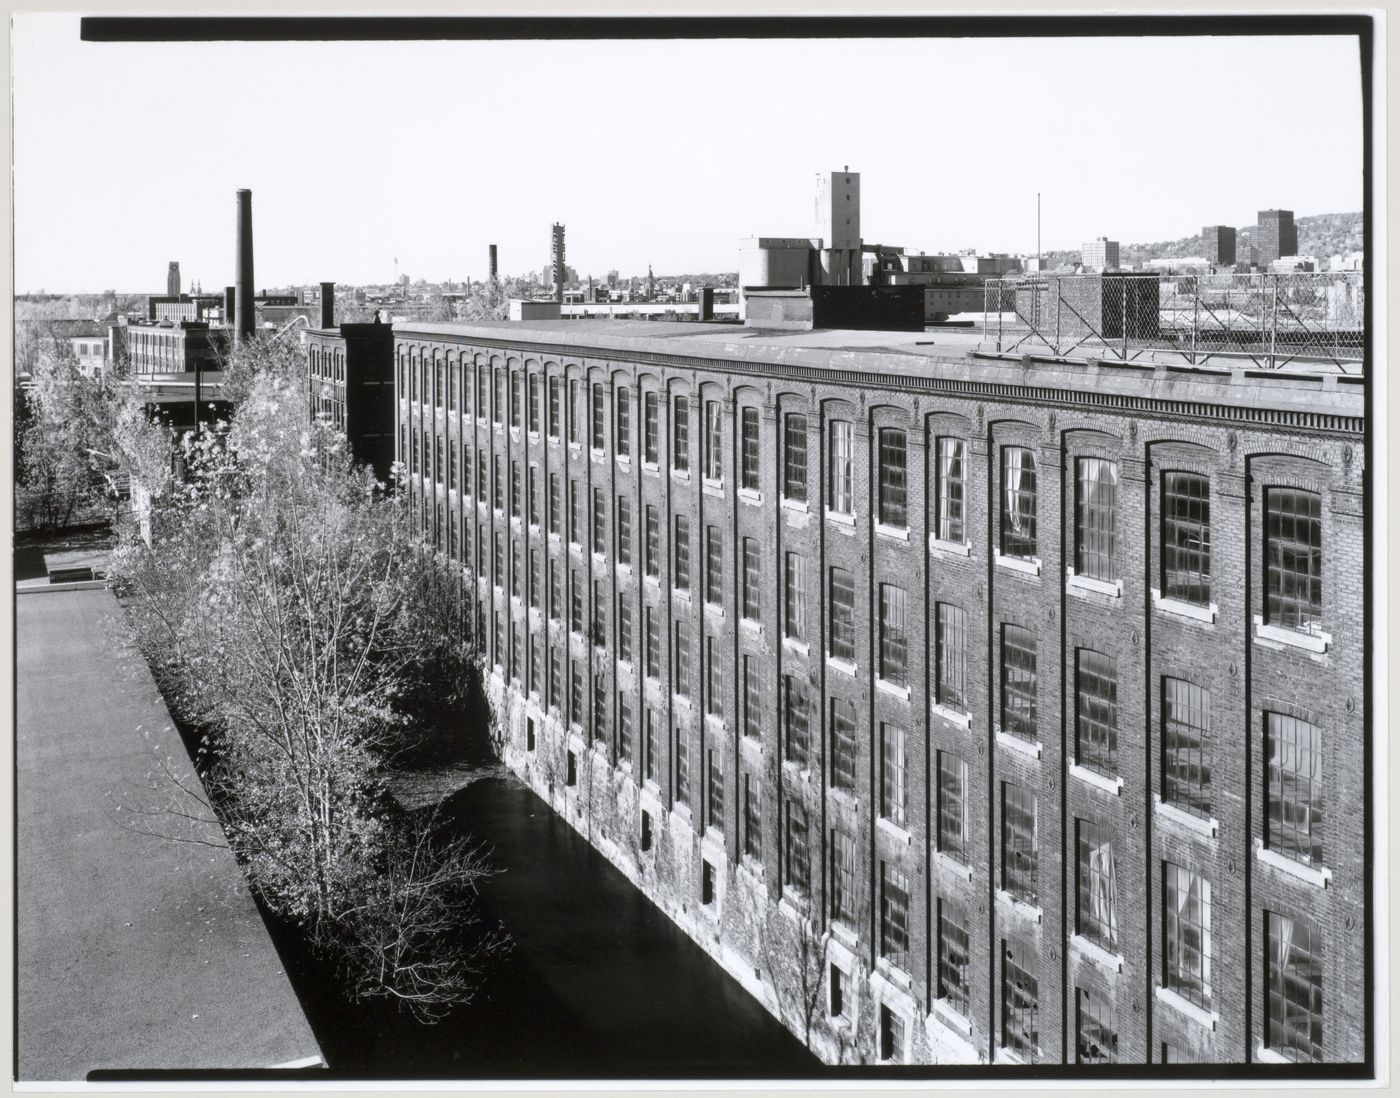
{"left": 393, "top": 320, "right": 1365, "bottom": 426}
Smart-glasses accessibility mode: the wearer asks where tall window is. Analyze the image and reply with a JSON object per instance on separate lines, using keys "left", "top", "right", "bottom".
{"left": 591, "top": 383, "right": 605, "bottom": 449}
{"left": 548, "top": 472, "right": 560, "bottom": 533}
{"left": 878, "top": 584, "right": 908, "bottom": 687}
{"left": 1163, "top": 678, "right": 1211, "bottom": 817}
{"left": 784, "top": 553, "right": 807, "bottom": 642}
{"left": 1076, "top": 458, "right": 1119, "bottom": 581}
{"left": 703, "top": 400, "right": 722, "bottom": 481}
{"left": 674, "top": 624, "right": 691, "bottom": 697}
{"left": 704, "top": 526, "right": 722, "bottom": 605}
{"left": 644, "top": 708, "right": 658, "bottom": 782}
{"left": 739, "top": 406, "right": 760, "bottom": 491}
{"left": 645, "top": 506, "right": 659, "bottom": 578}
{"left": 594, "top": 679, "right": 608, "bottom": 742}
{"left": 1162, "top": 470, "right": 1211, "bottom": 604}
{"left": 567, "top": 378, "right": 579, "bottom": 443}
{"left": 478, "top": 449, "right": 488, "bottom": 501}
{"left": 831, "top": 829, "right": 855, "bottom": 924}
{"left": 592, "top": 489, "right": 606, "bottom": 555}
{"left": 829, "top": 567, "right": 855, "bottom": 662}
{"left": 707, "top": 749, "right": 725, "bottom": 833}
{"left": 785, "top": 803, "right": 810, "bottom": 895}
{"left": 829, "top": 420, "right": 854, "bottom": 515}
{"left": 937, "top": 752, "right": 968, "bottom": 861}
{"left": 783, "top": 412, "right": 808, "bottom": 501}
{"left": 615, "top": 388, "right": 631, "bottom": 456}
{"left": 1076, "top": 988, "right": 1117, "bottom": 1064}
{"left": 742, "top": 539, "right": 761, "bottom": 620}
{"left": 881, "top": 724, "right": 907, "bottom": 830}
{"left": 526, "top": 373, "right": 538, "bottom": 432}
{"left": 672, "top": 395, "right": 690, "bottom": 472}
{"left": 937, "top": 900, "right": 971, "bottom": 1017}
{"left": 936, "top": 602, "right": 968, "bottom": 711}
{"left": 1266, "top": 713, "right": 1323, "bottom": 865}
{"left": 1002, "top": 940, "right": 1039, "bottom": 1061}
{"left": 616, "top": 496, "right": 632, "bottom": 566}
{"left": 493, "top": 367, "right": 506, "bottom": 426}
{"left": 493, "top": 456, "right": 504, "bottom": 511}
{"left": 674, "top": 515, "right": 691, "bottom": 592}
{"left": 1076, "top": 649, "right": 1118, "bottom": 776}
{"left": 1001, "top": 624, "right": 1038, "bottom": 742}
{"left": 528, "top": 468, "right": 539, "bottom": 525}
{"left": 618, "top": 597, "right": 633, "bottom": 662}
{"left": 449, "top": 363, "right": 459, "bottom": 413}
{"left": 935, "top": 434, "right": 968, "bottom": 543}
{"left": 1265, "top": 911, "right": 1322, "bottom": 1062}
{"left": 738, "top": 656, "right": 760, "bottom": 740}
{"left": 1001, "top": 445, "right": 1038, "bottom": 559}
{"left": 880, "top": 863, "right": 910, "bottom": 970}
{"left": 569, "top": 570, "right": 583, "bottom": 633}
{"left": 1002, "top": 782, "right": 1038, "bottom": 905}
{"left": 509, "top": 371, "right": 521, "bottom": 428}
{"left": 510, "top": 462, "right": 522, "bottom": 518}
{"left": 784, "top": 676, "right": 810, "bottom": 765}
{"left": 705, "top": 636, "right": 722, "bottom": 717}
{"left": 448, "top": 447, "right": 458, "bottom": 491}
{"left": 644, "top": 392, "right": 659, "bottom": 463}
{"left": 591, "top": 580, "right": 607, "bottom": 646}
{"left": 645, "top": 607, "right": 660, "bottom": 679}
{"left": 477, "top": 362, "right": 489, "bottom": 420}
{"left": 1076, "top": 820, "right": 1118, "bottom": 952}
{"left": 618, "top": 697, "right": 633, "bottom": 760}
{"left": 830, "top": 698, "right": 856, "bottom": 793}
{"left": 1265, "top": 488, "right": 1323, "bottom": 634}
{"left": 547, "top": 376, "right": 560, "bottom": 437}
{"left": 1164, "top": 862, "right": 1212, "bottom": 1009}
{"left": 674, "top": 724, "right": 690, "bottom": 804}
{"left": 743, "top": 773, "right": 762, "bottom": 859}
{"left": 878, "top": 428, "right": 908, "bottom": 528}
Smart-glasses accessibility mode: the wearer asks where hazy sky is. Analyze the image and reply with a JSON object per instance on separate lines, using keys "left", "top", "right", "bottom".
{"left": 12, "top": 17, "right": 1364, "bottom": 293}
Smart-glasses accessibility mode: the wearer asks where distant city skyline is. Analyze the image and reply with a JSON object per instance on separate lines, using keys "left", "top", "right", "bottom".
{"left": 13, "top": 17, "right": 1364, "bottom": 293}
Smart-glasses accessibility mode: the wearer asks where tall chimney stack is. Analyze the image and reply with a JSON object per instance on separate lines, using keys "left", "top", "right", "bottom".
{"left": 488, "top": 244, "right": 498, "bottom": 281}
{"left": 551, "top": 223, "right": 565, "bottom": 304}
{"left": 319, "top": 282, "right": 336, "bottom": 328}
{"left": 234, "top": 189, "right": 255, "bottom": 344}
{"left": 167, "top": 261, "right": 181, "bottom": 297}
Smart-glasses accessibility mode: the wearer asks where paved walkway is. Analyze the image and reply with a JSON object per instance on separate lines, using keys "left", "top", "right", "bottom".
{"left": 16, "top": 586, "right": 323, "bottom": 1080}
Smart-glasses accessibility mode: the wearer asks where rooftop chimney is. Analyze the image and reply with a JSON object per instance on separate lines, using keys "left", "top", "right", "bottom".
{"left": 234, "top": 189, "right": 255, "bottom": 344}
{"left": 489, "top": 244, "right": 498, "bottom": 281}
{"left": 319, "top": 282, "right": 335, "bottom": 329}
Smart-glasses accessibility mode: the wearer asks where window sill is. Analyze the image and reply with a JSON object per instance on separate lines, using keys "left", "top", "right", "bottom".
{"left": 1070, "top": 762, "right": 1122, "bottom": 796}
{"left": 1066, "top": 570, "right": 1123, "bottom": 600}
{"left": 994, "top": 552, "right": 1041, "bottom": 578}
{"left": 641, "top": 460, "right": 660, "bottom": 476}
{"left": 1152, "top": 590, "right": 1218, "bottom": 625}
{"left": 931, "top": 702, "right": 971, "bottom": 730}
{"left": 615, "top": 562, "right": 632, "bottom": 580}
{"left": 643, "top": 574, "right": 660, "bottom": 590}
{"left": 828, "top": 787, "right": 857, "bottom": 813}
{"left": 829, "top": 920, "right": 859, "bottom": 954}
{"left": 1154, "top": 796, "right": 1218, "bottom": 838}
{"left": 780, "top": 497, "right": 810, "bottom": 515}
{"left": 670, "top": 801, "right": 694, "bottom": 833}
{"left": 590, "top": 447, "right": 606, "bottom": 462}
{"left": 876, "top": 817, "right": 912, "bottom": 846}
{"left": 1253, "top": 617, "right": 1331, "bottom": 655}
{"left": 931, "top": 999, "right": 975, "bottom": 1037}
{"left": 1155, "top": 985, "right": 1219, "bottom": 1031}
{"left": 740, "top": 618, "right": 763, "bottom": 637}
{"left": 673, "top": 693, "right": 692, "bottom": 714}
{"left": 875, "top": 523, "right": 910, "bottom": 543}
{"left": 1254, "top": 1043, "right": 1293, "bottom": 1065}
{"left": 929, "top": 535, "right": 972, "bottom": 558}
{"left": 1070, "top": 933, "right": 1124, "bottom": 974}
{"left": 826, "top": 655, "right": 857, "bottom": 678}
{"left": 546, "top": 433, "right": 559, "bottom": 446}
{"left": 567, "top": 440, "right": 582, "bottom": 454}
{"left": 702, "top": 477, "right": 724, "bottom": 496}
{"left": 1254, "top": 838, "right": 1332, "bottom": 889}
{"left": 673, "top": 588, "right": 692, "bottom": 605}
{"left": 782, "top": 759, "right": 812, "bottom": 784}
{"left": 670, "top": 468, "right": 691, "bottom": 485}
{"left": 705, "top": 713, "right": 726, "bottom": 733}
{"left": 778, "top": 890, "right": 809, "bottom": 921}
{"left": 933, "top": 849, "right": 973, "bottom": 882}
{"left": 616, "top": 657, "right": 633, "bottom": 676}
{"left": 738, "top": 487, "right": 763, "bottom": 507}
{"left": 826, "top": 508, "right": 856, "bottom": 529}
{"left": 703, "top": 602, "right": 725, "bottom": 621}
{"left": 996, "top": 729, "right": 1042, "bottom": 760}
{"left": 875, "top": 679, "right": 911, "bottom": 704}
{"left": 782, "top": 637, "right": 810, "bottom": 659}
{"left": 615, "top": 454, "right": 631, "bottom": 470}
{"left": 995, "top": 890, "right": 1042, "bottom": 924}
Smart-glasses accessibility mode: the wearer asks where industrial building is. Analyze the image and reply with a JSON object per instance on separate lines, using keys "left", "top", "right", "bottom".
{"left": 380, "top": 316, "right": 1367, "bottom": 1068}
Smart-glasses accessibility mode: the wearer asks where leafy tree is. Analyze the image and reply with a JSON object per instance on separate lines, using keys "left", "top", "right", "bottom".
{"left": 109, "top": 349, "right": 505, "bottom": 1020}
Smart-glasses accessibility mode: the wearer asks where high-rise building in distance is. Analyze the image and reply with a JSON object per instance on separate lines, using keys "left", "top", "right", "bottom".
{"left": 1081, "top": 237, "right": 1120, "bottom": 272}
{"left": 1202, "top": 225, "right": 1237, "bottom": 267}
{"left": 1255, "top": 210, "right": 1298, "bottom": 265}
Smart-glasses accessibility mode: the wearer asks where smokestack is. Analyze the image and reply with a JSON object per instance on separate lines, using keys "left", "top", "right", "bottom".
{"left": 234, "top": 189, "right": 255, "bottom": 344}
{"left": 551, "top": 223, "right": 565, "bottom": 304}
{"left": 488, "top": 244, "right": 498, "bottom": 281}
{"left": 319, "top": 282, "right": 335, "bottom": 328}
{"left": 223, "top": 286, "right": 235, "bottom": 324}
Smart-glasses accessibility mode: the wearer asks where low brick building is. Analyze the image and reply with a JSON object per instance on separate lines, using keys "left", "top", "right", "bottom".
{"left": 379, "top": 318, "right": 1367, "bottom": 1070}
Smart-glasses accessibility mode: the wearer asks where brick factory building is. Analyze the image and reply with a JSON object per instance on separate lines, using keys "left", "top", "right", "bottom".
{"left": 377, "top": 318, "right": 1365, "bottom": 1069}
{"left": 125, "top": 319, "right": 229, "bottom": 377}
{"left": 304, "top": 321, "right": 397, "bottom": 483}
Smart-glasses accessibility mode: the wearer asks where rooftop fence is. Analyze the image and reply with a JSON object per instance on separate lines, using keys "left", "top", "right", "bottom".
{"left": 984, "top": 273, "right": 1364, "bottom": 373}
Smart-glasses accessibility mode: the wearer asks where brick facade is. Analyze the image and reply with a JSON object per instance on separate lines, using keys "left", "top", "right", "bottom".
{"left": 382, "top": 321, "right": 1367, "bottom": 1068}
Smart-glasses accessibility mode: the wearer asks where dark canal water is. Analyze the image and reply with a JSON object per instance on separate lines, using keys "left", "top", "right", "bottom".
{"left": 278, "top": 770, "right": 819, "bottom": 1080}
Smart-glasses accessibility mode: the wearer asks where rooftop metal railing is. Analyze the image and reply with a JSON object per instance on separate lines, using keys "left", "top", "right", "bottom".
{"left": 984, "top": 272, "right": 1364, "bottom": 373}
